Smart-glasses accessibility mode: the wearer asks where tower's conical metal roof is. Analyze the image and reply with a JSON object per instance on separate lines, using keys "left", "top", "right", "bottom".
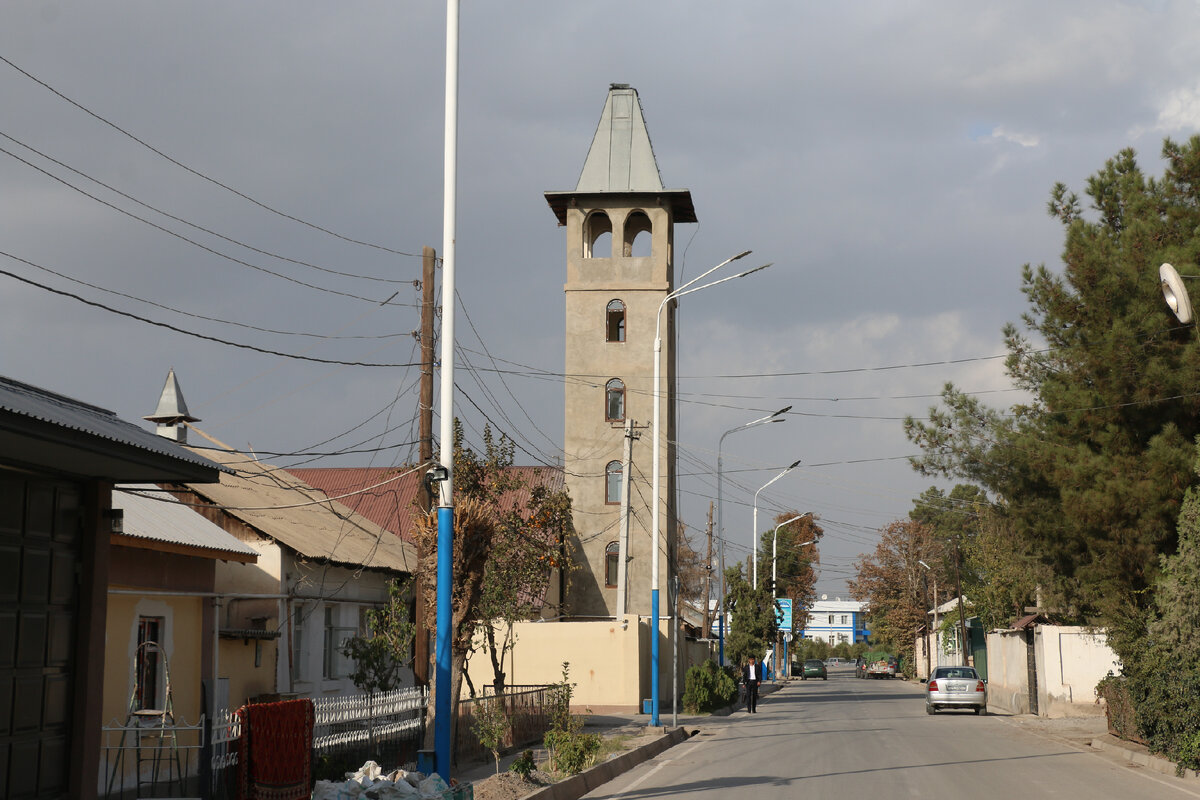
{"left": 145, "top": 368, "right": 198, "bottom": 424}
{"left": 546, "top": 84, "right": 696, "bottom": 225}
{"left": 576, "top": 84, "right": 665, "bottom": 193}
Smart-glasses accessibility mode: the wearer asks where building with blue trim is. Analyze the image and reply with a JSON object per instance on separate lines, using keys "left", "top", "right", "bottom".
{"left": 800, "top": 598, "right": 870, "bottom": 645}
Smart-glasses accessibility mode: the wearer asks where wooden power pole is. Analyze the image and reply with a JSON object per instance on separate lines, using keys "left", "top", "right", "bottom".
{"left": 702, "top": 503, "right": 714, "bottom": 636}
{"left": 413, "top": 245, "right": 437, "bottom": 687}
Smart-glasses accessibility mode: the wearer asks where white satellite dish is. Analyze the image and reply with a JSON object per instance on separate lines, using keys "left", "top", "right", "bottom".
{"left": 821, "top": 593, "right": 828, "bottom": 601}
{"left": 1161, "top": 263, "right": 1194, "bottom": 324}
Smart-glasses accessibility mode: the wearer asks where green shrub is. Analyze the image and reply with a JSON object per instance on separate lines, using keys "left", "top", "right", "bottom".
{"left": 682, "top": 659, "right": 738, "bottom": 714}
{"left": 1125, "top": 650, "right": 1200, "bottom": 775}
{"left": 1095, "top": 674, "right": 1140, "bottom": 743}
{"left": 508, "top": 749, "right": 535, "bottom": 778}
{"left": 542, "top": 662, "right": 599, "bottom": 775}
{"left": 544, "top": 729, "right": 601, "bottom": 774}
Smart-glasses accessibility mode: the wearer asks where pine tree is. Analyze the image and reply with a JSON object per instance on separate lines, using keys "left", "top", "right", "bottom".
{"left": 906, "top": 138, "right": 1200, "bottom": 623}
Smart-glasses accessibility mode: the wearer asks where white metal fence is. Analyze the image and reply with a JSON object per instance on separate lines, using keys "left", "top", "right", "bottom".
{"left": 102, "top": 687, "right": 428, "bottom": 800}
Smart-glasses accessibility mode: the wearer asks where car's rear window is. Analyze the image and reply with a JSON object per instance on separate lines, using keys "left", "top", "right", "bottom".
{"left": 932, "top": 667, "right": 978, "bottom": 680}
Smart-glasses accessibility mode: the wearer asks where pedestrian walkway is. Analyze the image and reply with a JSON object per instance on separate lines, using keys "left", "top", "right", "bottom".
{"left": 454, "top": 679, "right": 789, "bottom": 786}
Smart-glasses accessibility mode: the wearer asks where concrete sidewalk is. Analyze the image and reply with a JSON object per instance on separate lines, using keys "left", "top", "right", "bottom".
{"left": 453, "top": 679, "right": 788, "bottom": 790}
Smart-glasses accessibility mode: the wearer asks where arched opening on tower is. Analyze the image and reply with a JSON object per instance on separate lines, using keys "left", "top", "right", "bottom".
{"left": 605, "top": 378, "right": 625, "bottom": 421}
{"left": 624, "top": 211, "right": 653, "bottom": 257}
{"left": 606, "top": 299, "right": 626, "bottom": 342}
{"left": 584, "top": 211, "right": 613, "bottom": 259}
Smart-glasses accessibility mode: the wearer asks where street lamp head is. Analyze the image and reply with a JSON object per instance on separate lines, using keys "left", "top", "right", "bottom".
{"left": 773, "top": 405, "right": 792, "bottom": 417}
{"left": 1161, "top": 263, "right": 1195, "bottom": 324}
{"left": 787, "top": 459, "right": 802, "bottom": 471}
{"left": 737, "top": 262, "right": 773, "bottom": 280}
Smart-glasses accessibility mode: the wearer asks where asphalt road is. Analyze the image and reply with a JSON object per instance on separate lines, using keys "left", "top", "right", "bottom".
{"left": 581, "top": 667, "right": 1200, "bottom": 799}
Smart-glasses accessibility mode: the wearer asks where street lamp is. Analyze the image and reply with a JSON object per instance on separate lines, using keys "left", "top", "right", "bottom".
{"left": 716, "top": 407, "right": 791, "bottom": 665}
{"left": 649, "top": 250, "right": 772, "bottom": 727}
{"left": 1162, "top": 263, "right": 1196, "bottom": 323}
{"left": 771, "top": 512, "right": 815, "bottom": 680}
{"left": 752, "top": 459, "right": 802, "bottom": 590}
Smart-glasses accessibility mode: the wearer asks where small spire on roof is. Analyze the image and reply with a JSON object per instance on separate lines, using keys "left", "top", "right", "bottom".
{"left": 145, "top": 368, "right": 198, "bottom": 443}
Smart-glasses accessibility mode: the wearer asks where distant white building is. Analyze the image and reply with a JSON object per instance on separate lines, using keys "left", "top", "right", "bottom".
{"left": 800, "top": 597, "right": 869, "bottom": 645}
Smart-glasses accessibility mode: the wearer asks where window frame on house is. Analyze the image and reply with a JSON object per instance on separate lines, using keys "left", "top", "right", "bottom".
{"left": 605, "top": 379, "right": 625, "bottom": 422}
{"left": 605, "top": 541, "right": 620, "bottom": 588}
{"left": 292, "top": 602, "right": 307, "bottom": 683}
{"left": 135, "top": 616, "right": 165, "bottom": 711}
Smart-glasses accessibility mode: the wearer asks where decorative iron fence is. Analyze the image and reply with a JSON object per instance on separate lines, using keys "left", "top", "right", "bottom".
{"left": 455, "top": 685, "right": 554, "bottom": 765}
{"left": 310, "top": 686, "right": 428, "bottom": 781}
{"left": 102, "top": 687, "right": 428, "bottom": 800}
{"left": 100, "top": 684, "right": 560, "bottom": 796}
{"left": 100, "top": 713, "right": 204, "bottom": 799}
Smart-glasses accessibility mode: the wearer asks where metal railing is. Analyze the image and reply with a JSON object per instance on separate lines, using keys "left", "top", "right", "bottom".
{"left": 100, "top": 714, "right": 204, "bottom": 799}
{"left": 455, "top": 685, "right": 554, "bottom": 764}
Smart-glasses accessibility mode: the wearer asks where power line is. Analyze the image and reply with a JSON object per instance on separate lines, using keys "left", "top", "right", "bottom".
{"left": 0, "top": 54, "right": 419, "bottom": 259}
{"left": 4, "top": 244, "right": 415, "bottom": 340}
{"left": 0, "top": 143, "right": 399, "bottom": 304}
{"left": 0, "top": 255, "right": 422, "bottom": 367}
{"left": 0, "top": 130, "right": 410, "bottom": 286}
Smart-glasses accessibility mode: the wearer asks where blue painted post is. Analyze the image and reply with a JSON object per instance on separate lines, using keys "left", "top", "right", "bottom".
{"left": 435, "top": 506, "right": 454, "bottom": 781}
{"left": 651, "top": 588, "right": 660, "bottom": 726}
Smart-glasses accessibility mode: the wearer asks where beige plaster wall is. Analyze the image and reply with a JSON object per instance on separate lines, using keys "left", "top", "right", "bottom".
{"left": 102, "top": 594, "right": 205, "bottom": 727}
{"left": 466, "top": 616, "right": 711, "bottom": 712}
{"left": 562, "top": 200, "right": 676, "bottom": 618}
{"left": 1034, "top": 625, "right": 1117, "bottom": 717}
{"left": 221, "top": 632, "right": 278, "bottom": 708}
{"left": 984, "top": 630, "right": 1030, "bottom": 715}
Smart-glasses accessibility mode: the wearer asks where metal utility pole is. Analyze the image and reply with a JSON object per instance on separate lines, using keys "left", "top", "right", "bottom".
{"left": 616, "top": 419, "right": 638, "bottom": 618}
{"left": 434, "top": 0, "right": 459, "bottom": 781}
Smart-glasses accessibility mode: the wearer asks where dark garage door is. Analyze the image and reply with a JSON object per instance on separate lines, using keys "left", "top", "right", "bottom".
{"left": 0, "top": 474, "right": 80, "bottom": 800}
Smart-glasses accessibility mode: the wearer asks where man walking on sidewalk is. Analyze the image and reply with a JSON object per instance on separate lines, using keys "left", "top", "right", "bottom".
{"left": 742, "top": 655, "right": 762, "bottom": 713}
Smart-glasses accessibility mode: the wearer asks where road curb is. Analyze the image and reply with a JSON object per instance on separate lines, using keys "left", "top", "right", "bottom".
{"left": 1090, "top": 734, "right": 1200, "bottom": 779}
{"left": 515, "top": 726, "right": 691, "bottom": 800}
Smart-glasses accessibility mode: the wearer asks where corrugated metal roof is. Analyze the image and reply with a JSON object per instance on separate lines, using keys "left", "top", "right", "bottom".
{"left": 182, "top": 429, "right": 417, "bottom": 574}
{"left": 0, "top": 374, "right": 225, "bottom": 477}
{"left": 285, "top": 465, "right": 565, "bottom": 544}
{"left": 112, "top": 485, "right": 258, "bottom": 560}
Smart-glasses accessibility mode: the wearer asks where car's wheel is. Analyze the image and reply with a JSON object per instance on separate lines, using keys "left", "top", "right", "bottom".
{"left": 926, "top": 705, "right": 936, "bottom": 715}
{"left": 975, "top": 706, "right": 986, "bottom": 716}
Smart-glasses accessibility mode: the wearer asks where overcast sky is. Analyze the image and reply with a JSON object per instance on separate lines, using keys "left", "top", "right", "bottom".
{"left": 4, "top": 2, "right": 1199, "bottom": 598}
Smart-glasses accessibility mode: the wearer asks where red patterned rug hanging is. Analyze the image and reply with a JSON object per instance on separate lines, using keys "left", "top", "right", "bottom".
{"left": 237, "top": 698, "right": 315, "bottom": 800}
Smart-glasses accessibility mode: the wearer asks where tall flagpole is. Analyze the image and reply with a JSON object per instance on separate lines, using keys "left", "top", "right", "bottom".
{"left": 434, "top": 0, "right": 459, "bottom": 782}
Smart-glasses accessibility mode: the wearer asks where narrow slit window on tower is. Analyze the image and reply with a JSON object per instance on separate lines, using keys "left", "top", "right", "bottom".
{"left": 605, "top": 541, "right": 620, "bottom": 587}
{"left": 605, "top": 379, "right": 625, "bottom": 421}
{"left": 606, "top": 300, "right": 626, "bottom": 342}
{"left": 605, "top": 460, "right": 622, "bottom": 504}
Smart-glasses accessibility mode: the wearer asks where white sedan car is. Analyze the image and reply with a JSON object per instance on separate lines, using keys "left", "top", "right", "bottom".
{"left": 925, "top": 666, "right": 987, "bottom": 715}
